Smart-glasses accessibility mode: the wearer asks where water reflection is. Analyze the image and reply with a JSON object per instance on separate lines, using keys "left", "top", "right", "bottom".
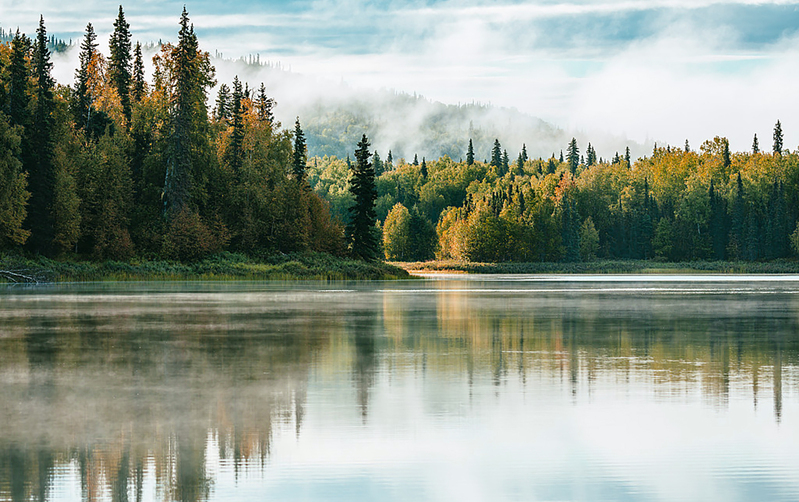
{"left": 0, "top": 277, "right": 798, "bottom": 501}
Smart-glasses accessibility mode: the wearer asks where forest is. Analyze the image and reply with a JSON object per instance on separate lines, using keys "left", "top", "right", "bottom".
{"left": 1, "top": 8, "right": 798, "bottom": 267}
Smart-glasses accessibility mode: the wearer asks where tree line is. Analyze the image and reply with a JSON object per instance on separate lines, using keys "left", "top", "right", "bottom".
{"left": 0, "top": 8, "right": 384, "bottom": 262}
{"left": 310, "top": 123, "right": 799, "bottom": 263}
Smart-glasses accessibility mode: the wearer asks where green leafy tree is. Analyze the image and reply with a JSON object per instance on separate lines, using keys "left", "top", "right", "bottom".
{"left": 347, "top": 134, "right": 379, "bottom": 260}
{"left": 579, "top": 217, "right": 599, "bottom": 261}
{"left": 383, "top": 202, "right": 412, "bottom": 260}
{"left": 0, "top": 113, "right": 30, "bottom": 247}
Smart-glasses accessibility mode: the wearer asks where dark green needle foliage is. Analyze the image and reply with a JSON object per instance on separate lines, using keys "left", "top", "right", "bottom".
{"left": 347, "top": 135, "right": 379, "bottom": 261}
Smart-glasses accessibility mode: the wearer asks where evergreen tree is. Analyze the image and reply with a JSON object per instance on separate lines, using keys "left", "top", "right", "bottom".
{"left": 729, "top": 173, "right": 745, "bottom": 259}
{"left": 373, "top": 151, "right": 383, "bottom": 176}
{"left": 752, "top": 133, "right": 759, "bottom": 154}
{"left": 25, "top": 17, "right": 57, "bottom": 254}
{"left": 566, "top": 138, "right": 579, "bottom": 174}
{"left": 466, "top": 139, "right": 474, "bottom": 166}
{"left": 226, "top": 77, "right": 244, "bottom": 175}
{"left": 559, "top": 150, "right": 564, "bottom": 163}
{"left": 625, "top": 146, "right": 631, "bottom": 166}
{"left": 586, "top": 143, "right": 596, "bottom": 166}
{"left": 413, "top": 154, "right": 419, "bottom": 166}
{"left": 73, "top": 23, "right": 97, "bottom": 131}
{"left": 347, "top": 134, "right": 379, "bottom": 260}
{"left": 501, "top": 149, "right": 509, "bottom": 175}
{"left": 516, "top": 152, "right": 524, "bottom": 174}
{"left": 491, "top": 139, "right": 502, "bottom": 171}
{"left": 386, "top": 150, "right": 393, "bottom": 165}
{"left": 773, "top": 120, "right": 783, "bottom": 155}
{"left": 292, "top": 117, "right": 307, "bottom": 181}
{"left": 722, "top": 138, "right": 731, "bottom": 172}
{"left": 8, "top": 31, "right": 30, "bottom": 127}
{"left": 684, "top": 139, "right": 690, "bottom": 152}
{"left": 214, "top": 84, "right": 231, "bottom": 121}
{"left": 521, "top": 143, "right": 528, "bottom": 163}
{"left": 132, "top": 41, "right": 146, "bottom": 102}
{"left": 254, "top": 83, "right": 274, "bottom": 122}
{"left": 420, "top": 157, "right": 427, "bottom": 178}
{"left": 108, "top": 5, "right": 132, "bottom": 124}
{"left": 709, "top": 179, "right": 726, "bottom": 260}
{"left": 164, "top": 7, "right": 211, "bottom": 216}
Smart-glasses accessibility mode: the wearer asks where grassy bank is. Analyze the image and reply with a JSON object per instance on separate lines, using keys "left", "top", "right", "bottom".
{"left": 397, "top": 259, "right": 799, "bottom": 275}
{"left": 0, "top": 251, "right": 411, "bottom": 283}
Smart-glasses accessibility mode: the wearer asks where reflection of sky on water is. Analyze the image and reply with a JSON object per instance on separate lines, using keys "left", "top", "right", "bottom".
{"left": 2, "top": 277, "right": 799, "bottom": 501}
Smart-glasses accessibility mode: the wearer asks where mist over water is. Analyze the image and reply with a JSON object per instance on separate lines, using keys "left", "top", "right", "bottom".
{"left": 1, "top": 277, "right": 798, "bottom": 501}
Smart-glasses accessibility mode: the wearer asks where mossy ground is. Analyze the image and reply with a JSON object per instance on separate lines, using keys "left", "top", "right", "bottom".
{"left": 0, "top": 251, "right": 411, "bottom": 283}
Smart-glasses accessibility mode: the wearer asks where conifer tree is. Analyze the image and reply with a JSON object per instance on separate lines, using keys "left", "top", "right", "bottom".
{"left": 466, "top": 139, "right": 474, "bottom": 166}
{"left": 491, "top": 139, "right": 502, "bottom": 171}
{"left": 625, "top": 146, "right": 631, "bottom": 166}
{"left": 254, "top": 83, "right": 274, "bottom": 122}
{"left": 109, "top": 5, "right": 132, "bottom": 124}
{"left": 501, "top": 149, "right": 509, "bottom": 175}
{"left": 347, "top": 134, "right": 379, "bottom": 260}
{"left": 373, "top": 151, "right": 383, "bottom": 176}
{"left": 73, "top": 23, "right": 97, "bottom": 130}
{"left": 722, "top": 138, "right": 731, "bottom": 172}
{"left": 8, "top": 31, "right": 30, "bottom": 127}
{"left": 386, "top": 150, "right": 393, "bottom": 166}
{"left": 292, "top": 117, "right": 307, "bottom": 181}
{"left": 413, "top": 154, "right": 419, "bottom": 166}
{"left": 214, "top": 84, "right": 231, "bottom": 121}
{"left": 420, "top": 157, "right": 427, "bottom": 178}
{"left": 559, "top": 150, "right": 564, "bottom": 163}
{"left": 516, "top": 152, "right": 524, "bottom": 174}
{"left": 132, "top": 42, "right": 146, "bottom": 102}
{"left": 566, "top": 138, "right": 579, "bottom": 174}
{"left": 25, "top": 17, "right": 57, "bottom": 254}
{"left": 226, "top": 77, "right": 244, "bottom": 174}
{"left": 773, "top": 120, "right": 783, "bottom": 155}
{"left": 684, "top": 139, "right": 690, "bottom": 153}
{"left": 521, "top": 143, "right": 528, "bottom": 163}
{"left": 752, "top": 133, "right": 759, "bottom": 154}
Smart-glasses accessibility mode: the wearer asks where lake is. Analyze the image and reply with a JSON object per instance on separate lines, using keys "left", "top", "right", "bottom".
{"left": 1, "top": 275, "right": 798, "bottom": 502}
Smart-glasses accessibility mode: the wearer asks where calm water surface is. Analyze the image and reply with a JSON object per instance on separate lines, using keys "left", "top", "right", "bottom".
{"left": 1, "top": 275, "right": 799, "bottom": 502}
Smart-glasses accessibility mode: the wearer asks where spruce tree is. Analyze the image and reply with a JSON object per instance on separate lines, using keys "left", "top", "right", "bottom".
{"left": 773, "top": 120, "right": 783, "bottom": 155}
{"left": 491, "top": 139, "right": 502, "bottom": 171}
{"left": 625, "top": 146, "right": 631, "bottom": 166}
{"left": 516, "top": 152, "right": 524, "bottom": 174}
{"left": 752, "top": 133, "right": 759, "bottom": 154}
{"left": 420, "top": 157, "right": 427, "bottom": 178}
{"left": 164, "top": 7, "right": 200, "bottom": 216}
{"left": 684, "top": 139, "right": 690, "bottom": 153}
{"left": 413, "top": 154, "right": 419, "bottom": 166}
{"left": 521, "top": 143, "right": 528, "bottom": 163}
{"left": 226, "top": 77, "right": 244, "bottom": 175}
{"left": 292, "top": 117, "right": 307, "bottom": 181}
{"left": 502, "top": 149, "right": 509, "bottom": 175}
{"left": 722, "top": 138, "right": 731, "bottom": 172}
{"left": 25, "top": 17, "right": 56, "bottom": 254}
{"left": 73, "top": 23, "right": 97, "bottom": 131}
{"left": 255, "top": 83, "right": 274, "bottom": 122}
{"left": 386, "top": 150, "right": 393, "bottom": 166}
{"left": 132, "top": 42, "right": 146, "bottom": 102}
{"left": 109, "top": 5, "right": 132, "bottom": 124}
{"left": 373, "top": 151, "right": 383, "bottom": 176}
{"left": 8, "top": 31, "right": 30, "bottom": 127}
{"left": 347, "top": 134, "right": 379, "bottom": 260}
{"left": 466, "top": 139, "right": 474, "bottom": 166}
{"left": 559, "top": 150, "right": 564, "bottom": 163}
{"left": 214, "top": 84, "right": 231, "bottom": 121}
{"left": 566, "top": 138, "right": 579, "bottom": 174}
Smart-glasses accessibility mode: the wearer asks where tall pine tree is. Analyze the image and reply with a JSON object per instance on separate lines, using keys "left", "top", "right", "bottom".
{"left": 567, "top": 138, "right": 579, "bottom": 174}
{"left": 292, "top": 117, "right": 307, "bottom": 181}
{"left": 773, "top": 120, "right": 783, "bottom": 155}
{"left": 466, "top": 138, "right": 474, "bottom": 166}
{"left": 25, "top": 17, "right": 56, "bottom": 254}
{"left": 132, "top": 42, "right": 146, "bottom": 102}
{"left": 347, "top": 134, "right": 379, "bottom": 260}
{"left": 109, "top": 6, "right": 132, "bottom": 124}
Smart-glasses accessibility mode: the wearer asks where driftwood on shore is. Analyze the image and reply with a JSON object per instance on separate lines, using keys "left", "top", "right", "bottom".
{"left": 0, "top": 270, "right": 42, "bottom": 284}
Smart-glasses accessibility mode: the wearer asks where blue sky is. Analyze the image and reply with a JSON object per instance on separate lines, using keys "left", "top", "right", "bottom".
{"left": 3, "top": 0, "right": 799, "bottom": 149}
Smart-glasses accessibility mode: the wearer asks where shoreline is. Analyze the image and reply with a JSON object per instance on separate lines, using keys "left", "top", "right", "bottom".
{"left": 395, "top": 259, "right": 799, "bottom": 276}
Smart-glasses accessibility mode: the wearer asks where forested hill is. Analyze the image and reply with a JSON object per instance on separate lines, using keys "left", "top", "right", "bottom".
{"left": 158, "top": 54, "right": 653, "bottom": 164}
